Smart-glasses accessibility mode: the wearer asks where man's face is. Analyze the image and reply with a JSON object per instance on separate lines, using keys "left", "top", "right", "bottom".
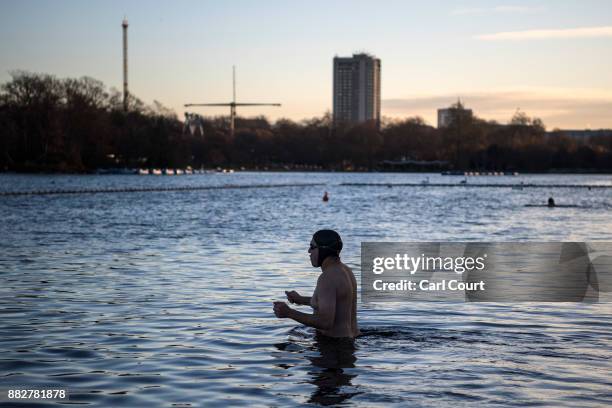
{"left": 309, "top": 240, "right": 318, "bottom": 267}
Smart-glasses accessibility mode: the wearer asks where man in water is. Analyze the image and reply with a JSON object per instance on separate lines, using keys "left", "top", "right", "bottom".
{"left": 273, "top": 230, "right": 360, "bottom": 338}
{"left": 548, "top": 197, "right": 556, "bottom": 207}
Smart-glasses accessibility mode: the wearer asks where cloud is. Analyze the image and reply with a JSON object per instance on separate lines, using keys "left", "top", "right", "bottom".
{"left": 475, "top": 26, "right": 612, "bottom": 41}
{"left": 382, "top": 88, "right": 612, "bottom": 129}
{"left": 452, "top": 5, "right": 545, "bottom": 15}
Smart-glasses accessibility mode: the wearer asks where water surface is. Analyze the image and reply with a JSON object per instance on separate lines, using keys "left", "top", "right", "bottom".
{"left": 1, "top": 172, "right": 611, "bottom": 406}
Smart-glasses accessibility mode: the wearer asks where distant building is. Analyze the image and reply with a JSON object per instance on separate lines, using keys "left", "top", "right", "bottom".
{"left": 437, "top": 100, "right": 473, "bottom": 128}
{"left": 333, "top": 53, "right": 381, "bottom": 127}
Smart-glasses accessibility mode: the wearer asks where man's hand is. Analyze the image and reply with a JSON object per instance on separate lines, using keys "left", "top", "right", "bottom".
{"left": 273, "top": 301, "right": 292, "bottom": 318}
{"left": 285, "top": 290, "right": 302, "bottom": 304}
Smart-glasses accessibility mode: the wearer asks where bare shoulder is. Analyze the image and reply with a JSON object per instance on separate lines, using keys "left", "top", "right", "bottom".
{"left": 341, "top": 262, "right": 356, "bottom": 279}
{"left": 332, "top": 262, "right": 355, "bottom": 285}
{"left": 342, "top": 261, "right": 355, "bottom": 274}
{"left": 316, "top": 272, "right": 335, "bottom": 287}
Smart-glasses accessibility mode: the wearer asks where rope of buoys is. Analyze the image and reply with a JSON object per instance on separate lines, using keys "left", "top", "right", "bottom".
{"left": 0, "top": 183, "right": 325, "bottom": 197}
{"left": 341, "top": 183, "right": 611, "bottom": 189}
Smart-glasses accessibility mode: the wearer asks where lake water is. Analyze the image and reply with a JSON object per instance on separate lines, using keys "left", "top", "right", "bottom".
{"left": 1, "top": 172, "right": 611, "bottom": 407}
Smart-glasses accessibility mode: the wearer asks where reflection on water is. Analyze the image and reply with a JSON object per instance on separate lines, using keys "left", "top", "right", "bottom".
{"left": 276, "top": 328, "right": 359, "bottom": 406}
{"left": 307, "top": 337, "right": 358, "bottom": 406}
{"left": 0, "top": 172, "right": 611, "bottom": 406}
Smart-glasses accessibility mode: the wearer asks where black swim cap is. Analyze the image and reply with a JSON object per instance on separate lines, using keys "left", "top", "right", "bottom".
{"left": 312, "top": 229, "right": 343, "bottom": 266}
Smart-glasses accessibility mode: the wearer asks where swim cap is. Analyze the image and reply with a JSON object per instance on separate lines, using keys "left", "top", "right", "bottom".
{"left": 312, "top": 229, "right": 343, "bottom": 267}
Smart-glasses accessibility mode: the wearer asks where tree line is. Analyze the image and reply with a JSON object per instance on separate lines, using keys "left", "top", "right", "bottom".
{"left": 1, "top": 71, "right": 610, "bottom": 173}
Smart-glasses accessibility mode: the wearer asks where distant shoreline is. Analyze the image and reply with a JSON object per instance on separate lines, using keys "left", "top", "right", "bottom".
{"left": 2, "top": 169, "right": 612, "bottom": 176}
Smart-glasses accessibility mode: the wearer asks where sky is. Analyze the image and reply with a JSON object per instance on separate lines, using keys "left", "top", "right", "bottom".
{"left": 1, "top": 0, "right": 611, "bottom": 129}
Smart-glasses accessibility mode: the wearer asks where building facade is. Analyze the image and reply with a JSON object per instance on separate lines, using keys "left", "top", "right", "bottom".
{"left": 333, "top": 53, "right": 381, "bottom": 126}
{"left": 437, "top": 101, "right": 473, "bottom": 128}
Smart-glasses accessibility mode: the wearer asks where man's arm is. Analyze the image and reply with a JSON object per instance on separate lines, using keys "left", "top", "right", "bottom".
{"left": 287, "top": 277, "right": 335, "bottom": 330}
{"left": 298, "top": 295, "right": 312, "bottom": 305}
{"left": 286, "top": 291, "right": 312, "bottom": 306}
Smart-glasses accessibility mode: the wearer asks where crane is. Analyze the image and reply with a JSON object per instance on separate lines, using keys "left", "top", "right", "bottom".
{"left": 184, "top": 66, "right": 281, "bottom": 138}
